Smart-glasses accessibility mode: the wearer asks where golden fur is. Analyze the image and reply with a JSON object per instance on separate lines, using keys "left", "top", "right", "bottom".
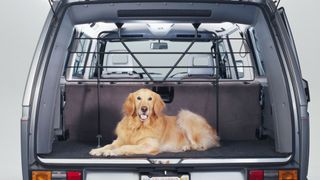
{"left": 89, "top": 88, "right": 219, "bottom": 156}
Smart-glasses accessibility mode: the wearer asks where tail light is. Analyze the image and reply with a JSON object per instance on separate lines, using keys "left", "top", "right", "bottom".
{"left": 32, "top": 170, "right": 82, "bottom": 180}
{"left": 249, "top": 169, "right": 298, "bottom": 180}
{"left": 67, "top": 171, "right": 82, "bottom": 180}
{"left": 279, "top": 170, "right": 298, "bottom": 180}
{"left": 32, "top": 171, "right": 51, "bottom": 180}
{"left": 249, "top": 170, "right": 264, "bottom": 180}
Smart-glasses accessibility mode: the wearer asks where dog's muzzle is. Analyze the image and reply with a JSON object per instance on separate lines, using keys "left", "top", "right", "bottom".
{"left": 139, "top": 106, "right": 148, "bottom": 121}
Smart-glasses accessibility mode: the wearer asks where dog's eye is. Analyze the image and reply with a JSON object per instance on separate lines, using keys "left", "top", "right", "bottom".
{"left": 148, "top": 97, "right": 152, "bottom": 101}
{"left": 137, "top": 96, "right": 141, "bottom": 100}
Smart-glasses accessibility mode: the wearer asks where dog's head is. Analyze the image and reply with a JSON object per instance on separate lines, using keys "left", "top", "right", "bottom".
{"left": 123, "top": 88, "right": 165, "bottom": 122}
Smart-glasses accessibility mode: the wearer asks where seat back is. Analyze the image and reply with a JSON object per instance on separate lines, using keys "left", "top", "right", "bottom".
{"left": 64, "top": 81, "right": 261, "bottom": 142}
{"left": 101, "top": 50, "right": 140, "bottom": 79}
{"left": 186, "top": 54, "right": 215, "bottom": 77}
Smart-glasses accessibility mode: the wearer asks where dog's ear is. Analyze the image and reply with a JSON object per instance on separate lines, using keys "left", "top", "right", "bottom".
{"left": 154, "top": 94, "right": 165, "bottom": 117}
{"left": 123, "top": 93, "right": 135, "bottom": 116}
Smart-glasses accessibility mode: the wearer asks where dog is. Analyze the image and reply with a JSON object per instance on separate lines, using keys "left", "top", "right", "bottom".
{"left": 89, "top": 88, "right": 219, "bottom": 157}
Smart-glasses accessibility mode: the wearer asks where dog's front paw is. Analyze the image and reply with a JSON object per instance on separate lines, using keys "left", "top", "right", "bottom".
{"left": 190, "top": 142, "right": 207, "bottom": 151}
{"left": 181, "top": 145, "right": 191, "bottom": 152}
{"left": 102, "top": 149, "right": 121, "bottom": 157}
{"left": 89, "top": 148, "right": 104, "bottom": 156}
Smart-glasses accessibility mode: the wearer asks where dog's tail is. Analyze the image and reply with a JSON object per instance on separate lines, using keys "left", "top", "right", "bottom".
{"left": 177, "top": 109, "right": 220, "bottom": 150}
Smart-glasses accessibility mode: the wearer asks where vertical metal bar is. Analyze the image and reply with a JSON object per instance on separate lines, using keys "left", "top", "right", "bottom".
{"left": 96, "top": 60, "right": 102, "bottom": 148}
{"left": 216, "top": 42, "right": 220, "bottom": 135}
{"left": 212, "top": 40, "right": 221, "bottom": 135}
{"left": 96, "top": 42, "right": 104, "bottom": 148}
{"left": 162, "top": 41, "right": 195, "bottom": 82}
{"left": 119, "top": 40, "right": 154, "bottom": 81}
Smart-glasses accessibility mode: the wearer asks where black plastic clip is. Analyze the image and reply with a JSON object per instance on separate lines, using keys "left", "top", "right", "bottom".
{"left": 96, "top": 134, "right": 102, "bottom": 148}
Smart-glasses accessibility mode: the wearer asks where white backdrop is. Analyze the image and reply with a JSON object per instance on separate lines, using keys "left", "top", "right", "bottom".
{"left": 0, "top": 1, "right": 318, "bottom": 179}
{"left": 281, "top": 1, "right": 320, "bottom": 180}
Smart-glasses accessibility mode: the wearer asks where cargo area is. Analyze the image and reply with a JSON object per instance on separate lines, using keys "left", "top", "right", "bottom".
{"left": 39, "top": 83, "right": 289, "bottom": 160}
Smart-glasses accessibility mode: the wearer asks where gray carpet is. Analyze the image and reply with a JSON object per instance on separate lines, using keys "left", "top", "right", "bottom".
{"left": 39, "top": 139, "right": 289, "bottom": 159}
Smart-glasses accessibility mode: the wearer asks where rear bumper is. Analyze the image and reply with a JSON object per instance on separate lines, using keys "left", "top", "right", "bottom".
{"left": 37, "top": 155, "right": 292, "bottom": 165}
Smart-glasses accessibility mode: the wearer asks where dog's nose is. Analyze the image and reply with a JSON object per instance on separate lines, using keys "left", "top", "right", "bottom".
{"left": 141, "top": 106, "right": 148, "bottom": 113}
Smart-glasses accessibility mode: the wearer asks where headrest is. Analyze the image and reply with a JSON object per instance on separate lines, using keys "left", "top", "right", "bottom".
{"left": 187, "top": 54, "right": 215, "bottom": 76}
{"left": 103, "top": 50, "right": 134, "bottom": 75}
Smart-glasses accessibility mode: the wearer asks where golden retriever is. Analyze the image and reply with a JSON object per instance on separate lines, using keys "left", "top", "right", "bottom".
{"left": 89, "top": 88, "right": 219, "bottom": 157}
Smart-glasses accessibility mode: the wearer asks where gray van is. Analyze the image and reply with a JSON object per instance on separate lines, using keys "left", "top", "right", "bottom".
{"left": 21, "top": 0, "right": 310, "bottom": 179}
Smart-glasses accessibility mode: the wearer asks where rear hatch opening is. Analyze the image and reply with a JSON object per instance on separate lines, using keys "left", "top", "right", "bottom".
{"left": 35, "top": 2, "right": 294, "bottom": 166}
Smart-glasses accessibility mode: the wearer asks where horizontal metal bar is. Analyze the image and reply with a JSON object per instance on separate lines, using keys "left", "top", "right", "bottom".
{"left": 74, "top": 37, "right": 245, "bottom": 41}
{"left": 69, "top": 51, "right": 251, "bottom": 54}
{"left": 64, "top": 79, "right": 255, "bottom": 83}
{"left": 67, "top": 65, "right": 255, "bottom": 68}
{"left": 76, "top": 37, "right": 218, "bottom": 41}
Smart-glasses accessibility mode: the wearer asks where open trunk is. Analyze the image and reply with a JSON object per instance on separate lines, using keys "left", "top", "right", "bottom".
{"left": 34, "top": 2, "right": 294, "bottom": 166}
{"left": 39, "top": 83, "right": 289, "bottom": 161}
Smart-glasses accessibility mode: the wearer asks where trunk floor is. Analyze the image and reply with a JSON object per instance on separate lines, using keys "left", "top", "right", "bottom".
{"left": 40, "top": 139, "right": 289, "bottom": 159}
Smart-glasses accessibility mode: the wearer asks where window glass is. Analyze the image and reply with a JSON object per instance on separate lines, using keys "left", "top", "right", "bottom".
{"left": 72, "top": 34, "right": 91, "bottom": 77}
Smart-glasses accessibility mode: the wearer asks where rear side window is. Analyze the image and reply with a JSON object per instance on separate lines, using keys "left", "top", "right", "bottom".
{"left": 72, "top": 34, "right": 91, "bottom": 77}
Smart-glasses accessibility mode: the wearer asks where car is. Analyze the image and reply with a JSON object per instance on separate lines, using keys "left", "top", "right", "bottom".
{"left": 21, "top": 0, "right": 310, "bottom": 179}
